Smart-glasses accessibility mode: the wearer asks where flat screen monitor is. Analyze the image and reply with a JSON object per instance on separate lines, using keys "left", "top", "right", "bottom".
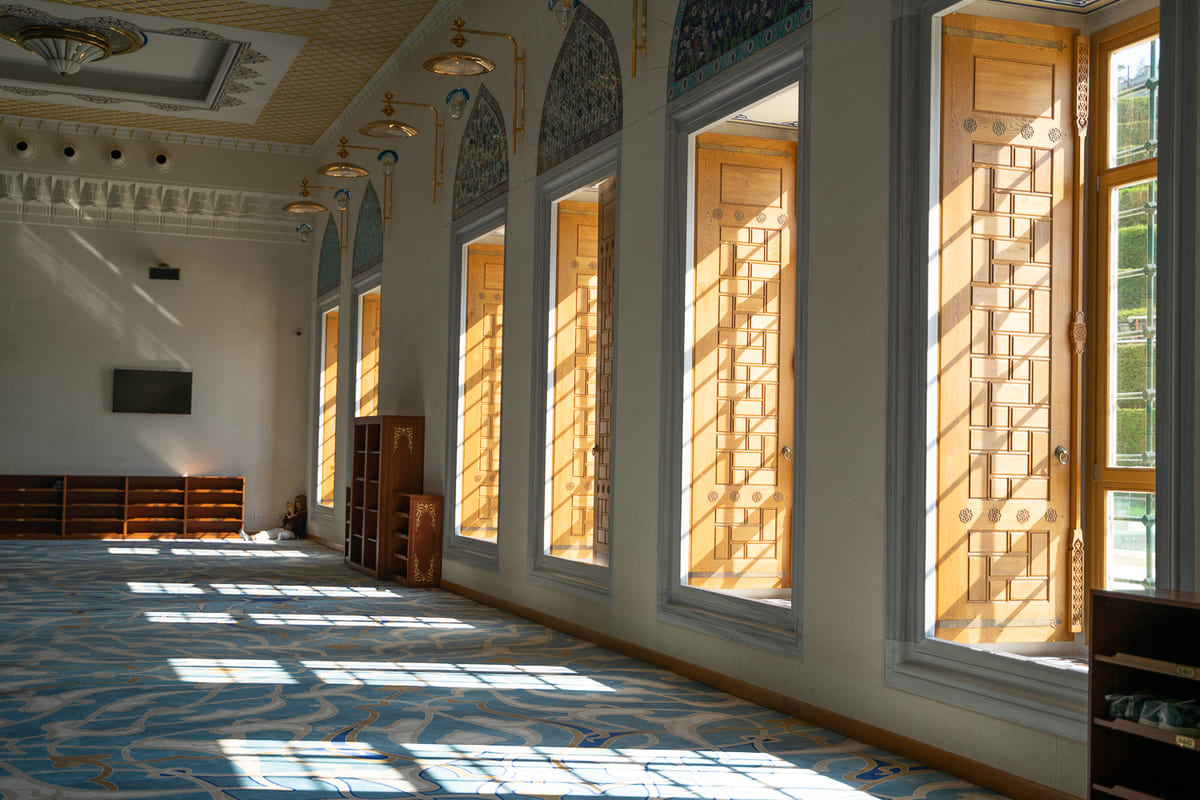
{"left": 112, "top": 369, "right": 192, "bottom": 414}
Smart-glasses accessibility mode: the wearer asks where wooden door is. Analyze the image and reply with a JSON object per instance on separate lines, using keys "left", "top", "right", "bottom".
{"left": 319, "top": 309, "right": 338, "bottom": 506}
{"left": 594, "top": 177, "right": 616, "bottom": 560}
{"left": 359, "top": 293, "right": 380, "bottom": 416}
{"left": 550, "top": 200, "right": 599, "bottom": 560}
{"left": 690, "top": 132, "right": 796, "bottom": 590}
{"left": 460, "top": 244, "right": 504, "bottom": 541}
{"left": 936, "top": 14, "right": 1076, "bottom": 642}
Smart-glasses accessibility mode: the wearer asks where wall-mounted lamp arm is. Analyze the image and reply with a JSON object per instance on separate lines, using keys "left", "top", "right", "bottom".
{"left": 455, "top": 26, "right": 524, "bottom": 153}
{"left": 632, "top": 0, "right": 647, "bottom": 79}
{"left": 386, "top": 100, "right": 445, "bottom": 203}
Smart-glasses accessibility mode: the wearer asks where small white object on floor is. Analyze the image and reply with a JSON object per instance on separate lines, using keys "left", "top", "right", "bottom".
{"left": 239, "top": 527, "right": 295, "bottom": 543}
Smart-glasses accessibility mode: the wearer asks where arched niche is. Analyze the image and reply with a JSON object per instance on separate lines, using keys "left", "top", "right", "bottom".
{"left": 452, "top": 85, "right": 509, "bottom": 220}
{"left": 316, "top": 215, "right": 340, "bottom": 296}
{"left": 352, "top": 181, "right": 383, "bottom": 276}
{"left": 537, "top": 2, "right": 622, "bottom": 174}
{"left": 667, "top": 0, "right": 813, "bottom": 101}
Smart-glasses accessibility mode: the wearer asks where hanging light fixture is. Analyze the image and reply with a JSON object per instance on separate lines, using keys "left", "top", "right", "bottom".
{"left": 423, "top": 17, "right": 524, "bottom": 153}
{"left": 445, "top": 87, "right": 470, "bottom": 121}
{"left": 0, "top": 14, "right": 145, "bottom": 77}
{"left": 333, "top": 188, "right": 351, "bottom": 211}
{"left": 296, "top": 223, "right": 313, "bottom": 243}
{"left": 547, "top": 0, "right": 579, "bottom": 31}
{"left": 358, "top": 92, "right": 420, "bottom": 138}
{"left": 422, "top": 17, "right": 496, "bottom": 76}
{"left": 317, "top": 137, "right": 369, "bottom": 178}
{"left": 358, "top": 93, "right": 445, "bottom": 204}
{"left": 282, "top": 179, "right": 329, "bottom": 214}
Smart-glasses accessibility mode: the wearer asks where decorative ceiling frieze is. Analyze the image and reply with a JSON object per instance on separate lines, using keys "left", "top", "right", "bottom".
{"left": 0, "top": 168, "right": 299, "bottom": 241}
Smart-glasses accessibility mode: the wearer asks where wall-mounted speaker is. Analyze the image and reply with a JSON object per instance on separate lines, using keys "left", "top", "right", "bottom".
{"left": 60, "top": 143, "right": 79, "bottom": 163}
{"left": 150, "top": 151, "right": 173, "bottom": 173}
{"left": 106, "top": 146, "right": 127, "bottom": 168}
{"left": 11, "top": 138, "right": 33, "bottom": 160}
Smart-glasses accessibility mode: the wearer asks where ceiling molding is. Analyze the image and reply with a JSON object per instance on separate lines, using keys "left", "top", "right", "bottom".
{"left": 0, "top": 168, "right": 300, "bottom": 242}
{"left": 313, "top": 0, "right": 461, "bottom": 154}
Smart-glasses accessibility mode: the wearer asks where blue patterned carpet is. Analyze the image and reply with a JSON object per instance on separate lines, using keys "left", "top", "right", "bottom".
{"left": 0, "top": 540, "right": 1006, "bottom": 799}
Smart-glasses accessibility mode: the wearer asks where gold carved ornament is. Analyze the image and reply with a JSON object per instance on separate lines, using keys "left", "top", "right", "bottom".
{"left": 412, "top": 555, "right": 438, "bottom": 585}
{"left": 392, "top": 426, "right": 415, "bottom": 455}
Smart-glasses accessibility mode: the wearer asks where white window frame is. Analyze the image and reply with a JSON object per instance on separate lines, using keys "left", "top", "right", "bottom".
{"left": 443, "top": 202, "right": 508, "bottom": 571}
{"left": 885, "top": 0, "right": 1197, "bottom": 739}
{"left": 659, "top": 33, "right": 810, "bottom": 655}
{"left": 529, "top": 138, "right": 621, "bottom": 600}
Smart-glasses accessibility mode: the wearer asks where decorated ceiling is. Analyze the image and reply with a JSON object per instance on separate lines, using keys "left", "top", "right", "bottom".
{"left": 0, "top": 0, "right": 443, "bottom": 152}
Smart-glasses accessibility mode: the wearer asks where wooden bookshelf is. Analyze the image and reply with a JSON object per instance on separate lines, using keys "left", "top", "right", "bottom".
{"left": 1090, "top": 589, "right": 1200, "bottom": 800}
{"left": 0, "top": 474, "right": 243, "bottom": 539}
{"left": 0, "top": 475, "right": 63, "bottom": 538}
{"left": 345, "top": 416, "right": 440, "bottom": 586}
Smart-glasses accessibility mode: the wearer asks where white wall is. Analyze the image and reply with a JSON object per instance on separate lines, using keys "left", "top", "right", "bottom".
{"left": 298, "top": 0, "right": 1193, "bottom": 796}
{"left": 0, "top": 223, "right": 311, "bottom": 528}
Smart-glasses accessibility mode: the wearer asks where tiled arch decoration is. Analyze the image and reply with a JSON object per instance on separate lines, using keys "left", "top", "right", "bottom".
{"left": 537, "top": 3, "right": 622, "bottom": 174}
{"left": 667, "top": 0, "right": 813, "bottom": 101}
{"left": 452, "top": 85, "right": 509, "bottom": 220}
{"left": 352, "top": 181, "right": 383, "bottom": 276}
{"left": 316, "top": 216, "right": 340, "bottom": 296}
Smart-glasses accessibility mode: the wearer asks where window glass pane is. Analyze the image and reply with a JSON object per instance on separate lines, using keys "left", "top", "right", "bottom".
{"left": 1108, "top": 178, "right": 1157, "bottom": 468}
{"left": 1105, "top": 490, "right": 1155, "bottom": 590}
{"left": 1109, "top": 37, "right": 1159, "bottom": 168}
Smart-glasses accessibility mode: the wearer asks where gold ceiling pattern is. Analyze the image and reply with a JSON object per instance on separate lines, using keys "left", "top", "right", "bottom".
{"left": 0, "top": 0, "right": 441, "bottom": 148}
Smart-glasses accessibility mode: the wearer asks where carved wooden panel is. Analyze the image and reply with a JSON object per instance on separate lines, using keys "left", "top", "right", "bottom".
{"left": 460, "top": 244, "right": 504, "bottom": 540}
{"left": 358, "top": 293, "right": 380, "bottom": 417}
{"left": 936, "top": 14, "right": 1075, "bottom": 643}
{"left": 551, "top": 201, "right": 599, "bottom": 561}
{"left": 594, "top": 177, "right": 616, "bottom": 558}
{"left": 690, "top": 133, "right": 795, "bottom": 590}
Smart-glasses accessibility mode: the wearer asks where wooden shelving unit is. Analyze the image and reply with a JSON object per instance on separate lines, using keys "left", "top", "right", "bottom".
{"left": 0, "top": 474, "right": 243, "bottom": 539}
{"left": 64, "top": 475, "right": 126, "bottom": 537}
{"left": 1090, "top": 589, "right": 1200, "bottom": 800}
{"left": 126, "top": 476, "right": 186, "bottom": 537}
{"left": 0, "top": 475, "right": 63, "bottom": 538}
{"left": 185, "top": 476, "right": 245, "bottom": 537}
{"left": 345, "top": 415, "right": 440, "bottom": 586}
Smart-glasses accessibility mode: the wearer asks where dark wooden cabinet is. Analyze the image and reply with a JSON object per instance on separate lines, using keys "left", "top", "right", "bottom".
{"left": 390, "top": 493, "right": 443, "bottom": 587}
{"left": 0, "top": 474, "right": 243, "bottom": 538}
{"left": 1090, "top": 589, "right": 1200, "bottom": 800}
{"left": 346, "top": 415, "right": 441, "bottom": 586}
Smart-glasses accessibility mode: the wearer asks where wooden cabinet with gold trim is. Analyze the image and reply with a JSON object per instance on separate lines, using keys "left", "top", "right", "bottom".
{"left": 390, "top": 493, "right": 442, "bottom": 588}
{"left": 346, "top": 415, "right": 438, "bottom": 582}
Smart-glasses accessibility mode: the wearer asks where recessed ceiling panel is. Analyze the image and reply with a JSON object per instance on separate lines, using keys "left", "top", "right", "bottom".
{"left": 0, "top": 0, "right": 442, "bottom": 148}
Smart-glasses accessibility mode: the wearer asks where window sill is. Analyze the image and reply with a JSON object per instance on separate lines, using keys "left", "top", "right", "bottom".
{"left": 444, "top": 535, "right": 499, "bottom": 571}
{"left": 660, "top": 585, "right": 801, "bottom": 656}
{"left": 885, "top": 637, "right": 1087, "bottom": 741}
